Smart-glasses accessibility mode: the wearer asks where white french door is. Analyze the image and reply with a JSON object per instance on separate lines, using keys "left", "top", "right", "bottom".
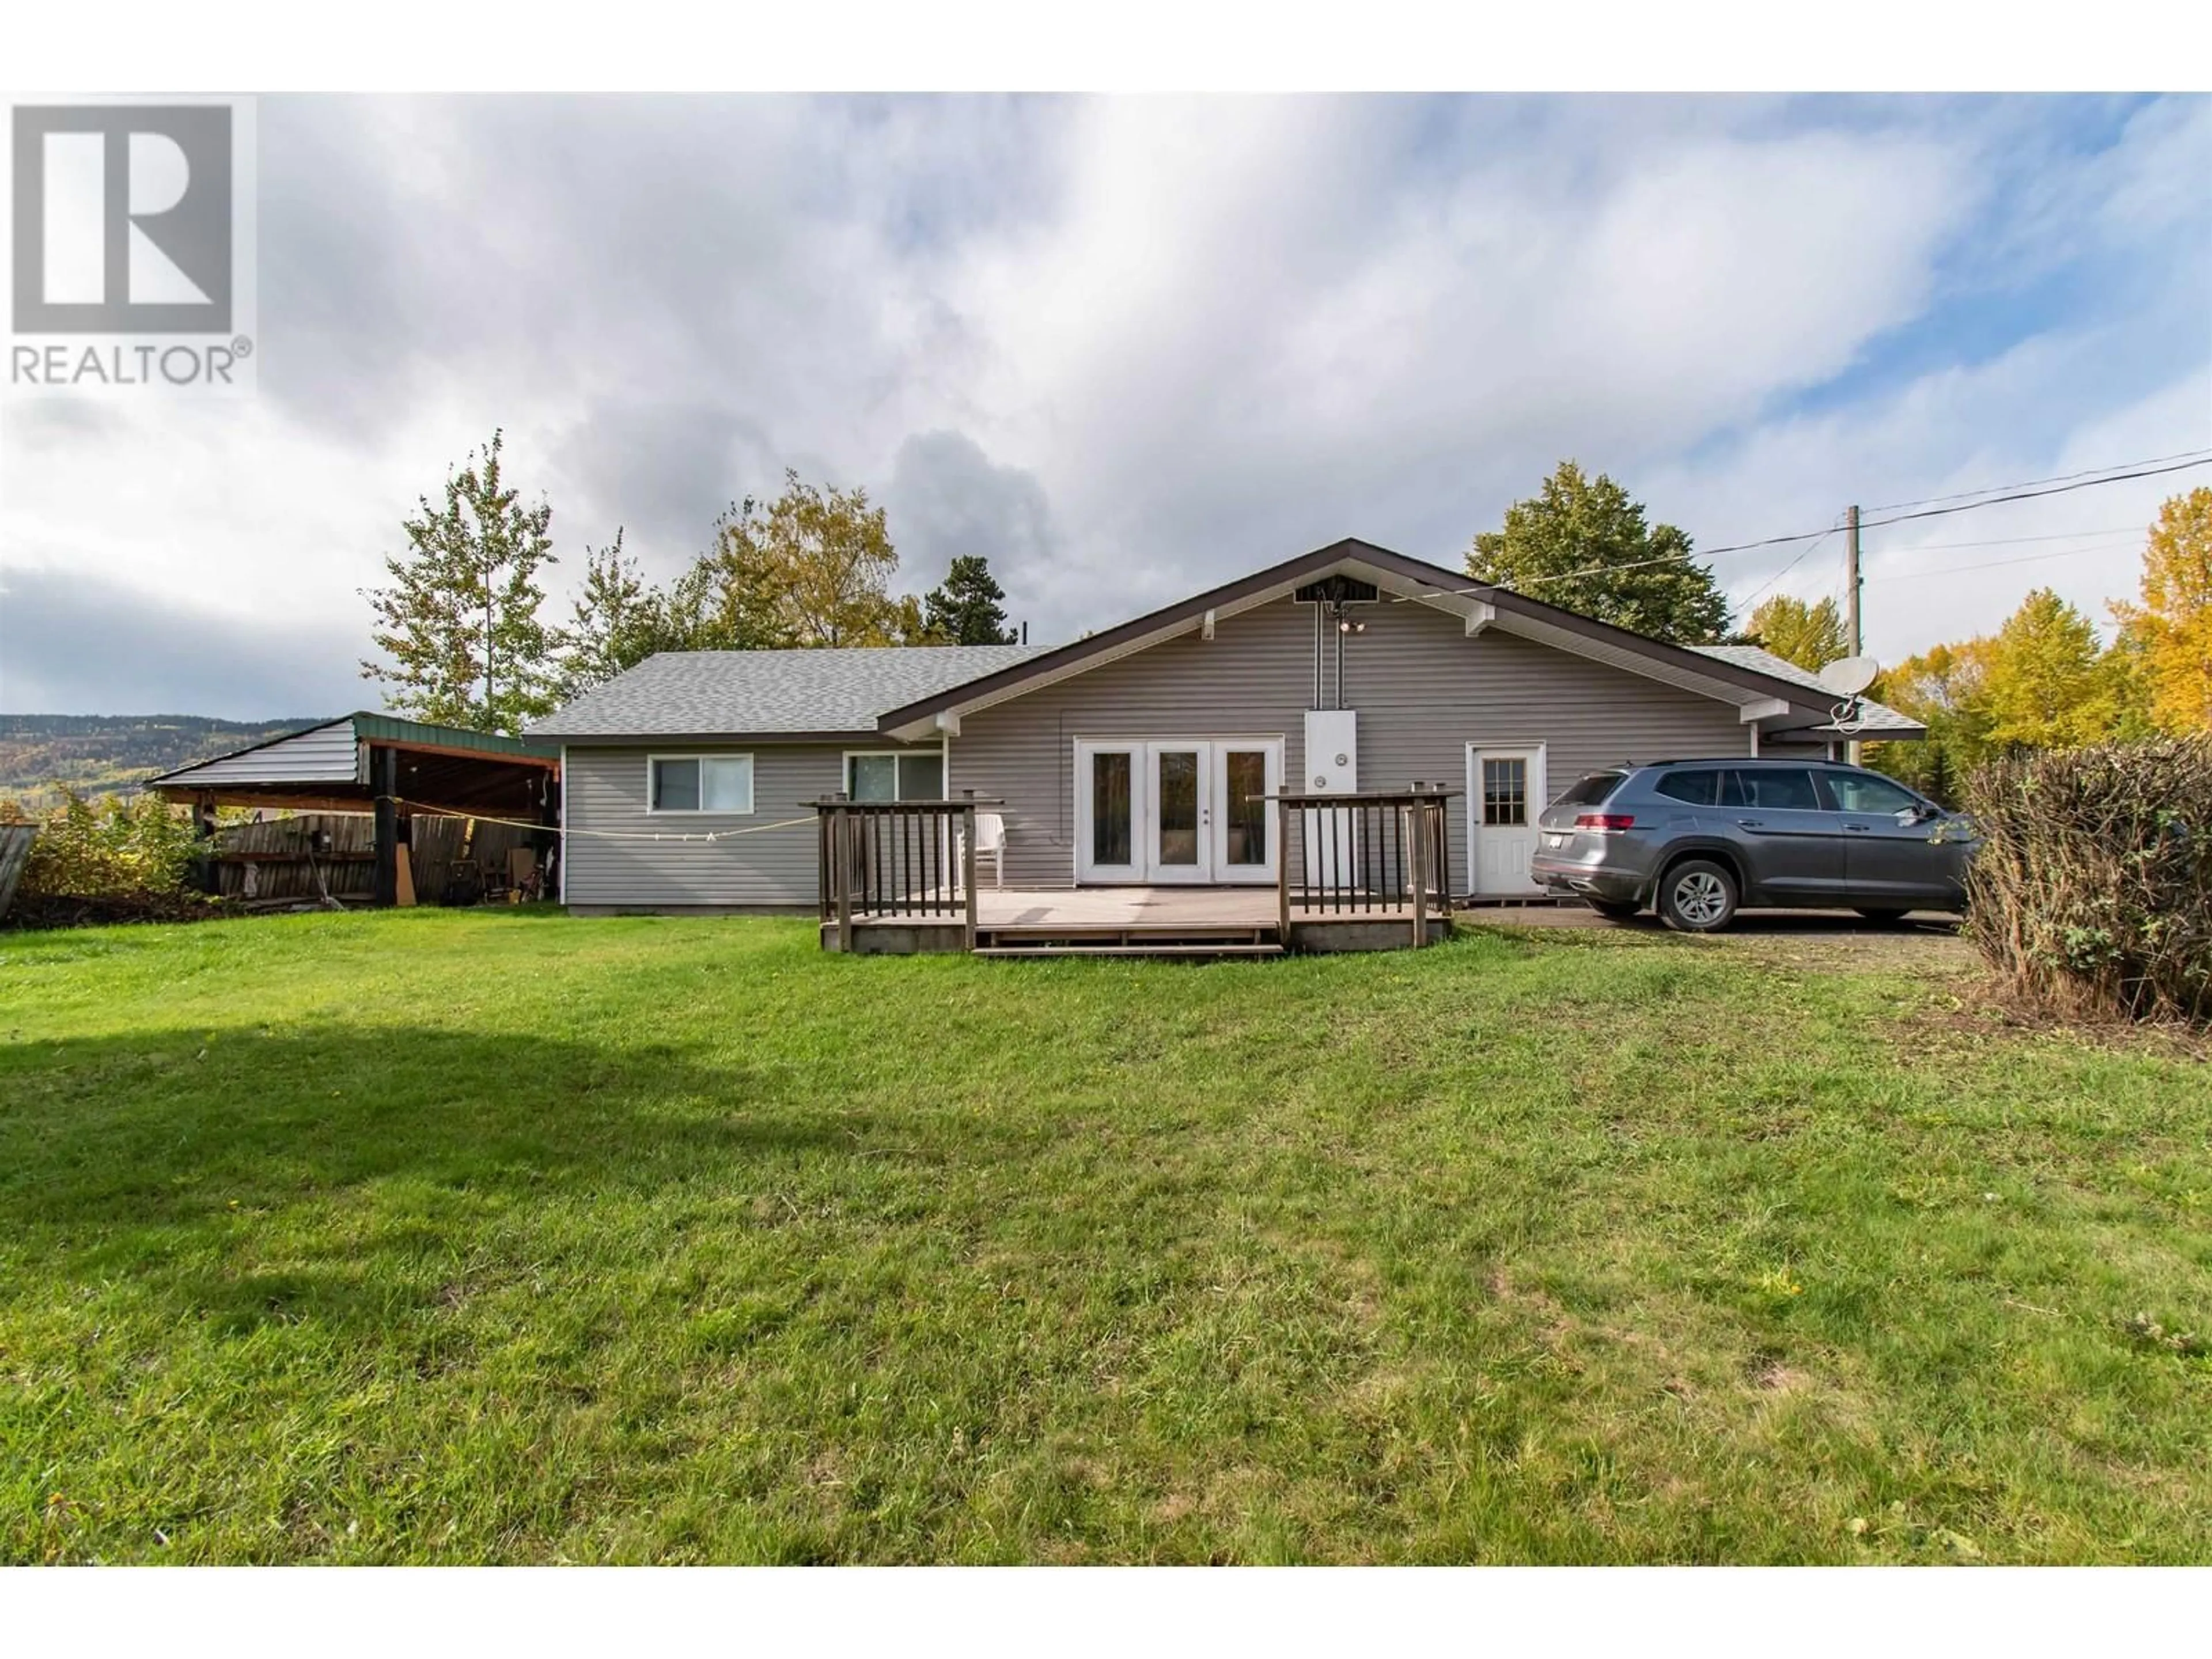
{"left": 1074, "top": 738, "right": 1282, "bottom": 885}
{"left": 1146, "top": 744, "right": 1211, "bottom": 883}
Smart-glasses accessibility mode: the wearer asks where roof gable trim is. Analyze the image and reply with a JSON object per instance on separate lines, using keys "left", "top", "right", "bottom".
{"left": 877, "top": 536, "right": 1857, "bottom": 734}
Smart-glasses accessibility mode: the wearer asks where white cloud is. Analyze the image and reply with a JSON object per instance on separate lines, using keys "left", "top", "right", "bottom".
{"left": 1, "top": 93, "right": 2205, "bottom": 714}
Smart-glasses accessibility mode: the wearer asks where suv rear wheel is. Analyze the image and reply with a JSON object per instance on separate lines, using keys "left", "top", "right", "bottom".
{"left": 1659, "top": 859, "right": 1738, "bottom": 933}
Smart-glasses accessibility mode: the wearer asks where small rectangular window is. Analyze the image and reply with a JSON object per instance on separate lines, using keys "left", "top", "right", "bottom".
{"left": 699, "top": 756, "right": 752, "bottom": 812}
{"left": 1482, "top": 757, "right": 1528, "bottom": 827}
{"left": 652, "top": 754, "right": 752, "bottom": 813}
{"left": 849, "top": 753, "right": 899, "bottom": 802}
{"left": 848, "top": 751, "right": 946, "bottom": 802}
{"left": 897, "top": 752, "right": 945, "bottom": 801}
{"left": 1092, "top": 751, "right": 1132, "bottom": 866}
{"left": 1224, "top": 749, "right": 1268, "bottom": 865}
{"left": 652, "top": 757, "right": 699, "bottom": 812}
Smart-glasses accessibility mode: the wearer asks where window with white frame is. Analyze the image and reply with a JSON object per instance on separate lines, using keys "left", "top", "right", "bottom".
{"left": 846, "top": 751, "right": 946, "bottom": 802}
{"left": 649, "top": 754, "right": 753, "bottom": 813}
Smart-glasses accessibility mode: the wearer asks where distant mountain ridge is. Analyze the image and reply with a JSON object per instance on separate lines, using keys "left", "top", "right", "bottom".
{"left": 0, "top": 714, "right": 329, "bottom": 808}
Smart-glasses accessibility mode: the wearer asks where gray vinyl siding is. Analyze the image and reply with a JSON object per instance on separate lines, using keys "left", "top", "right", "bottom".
{"left": 562, "top": 743, "right": 846, "bottom": 908}
{"left": 560, "top": 597, "right": 1754, "bottom": 906}
{"left": 948, "top": 593, "right": 1745, "bottom": 895}
{"left": 1760, "top": 737, "right": 1844, "bottom": 762}
{"left": 948, "top": 599, "right": 1315, "bottom": 889}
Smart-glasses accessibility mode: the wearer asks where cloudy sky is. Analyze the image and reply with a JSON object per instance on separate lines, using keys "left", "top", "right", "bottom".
{"left": 1, "top": 92, "right": 2207, "bottom": 717}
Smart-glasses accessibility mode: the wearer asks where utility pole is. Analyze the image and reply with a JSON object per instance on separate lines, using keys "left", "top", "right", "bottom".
{"left": 1844, "top": 504, "right": 1863, "bottom": 765}
{"left": 1844, "top": 504, "right": 1862, "bottom": 657}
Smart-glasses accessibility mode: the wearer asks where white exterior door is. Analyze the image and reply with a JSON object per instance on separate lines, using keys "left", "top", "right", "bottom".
{"left": 1075, "top": 741, "right": 1145, "bottom": 883}
{"left": 1468, "top": 745, "right": 1547, "bottom": 897}
{"left": 1146, "top": 744, "right": 1212, "bottom": 884}
{"left": 1074, "top": 738, "right": 1283, "bottom": 885}
{"left": 1210, "top": 740, "right": 1281, "bottom": 885}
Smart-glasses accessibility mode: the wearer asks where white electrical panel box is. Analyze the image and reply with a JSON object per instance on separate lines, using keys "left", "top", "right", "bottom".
{"left": 1302, "top": 709, "right": 1358, "bottom": 888}
{"left": 1304, "top": 709, "right": 1358, "bottom": 794}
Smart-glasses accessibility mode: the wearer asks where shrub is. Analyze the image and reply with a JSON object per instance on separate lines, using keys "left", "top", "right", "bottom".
{"left": 1962, "top": 737, "right": 2212, "bottom": 1025}
{"left": 17, "top": 790, "right": 204, "bottom": 902}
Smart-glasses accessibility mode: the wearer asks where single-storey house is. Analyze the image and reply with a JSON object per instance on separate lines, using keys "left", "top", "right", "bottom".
{"left": 531, "top": 538, "right": 1919, "bottom": 918}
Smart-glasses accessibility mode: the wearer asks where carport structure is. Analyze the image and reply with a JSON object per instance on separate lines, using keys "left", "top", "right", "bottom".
{"left": 146, "top": 712, "right": 562, "bottom": 906}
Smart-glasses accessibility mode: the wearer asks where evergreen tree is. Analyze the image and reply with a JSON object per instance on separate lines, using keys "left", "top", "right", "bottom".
{"left": 1469, "top": 461, "right": 1730, "bottom": 644}
{"left": 922, "top": 555, "right": 1017, "bottom": 645}
{"left": 361, "top": 429, "right": 559, "bottom": 734}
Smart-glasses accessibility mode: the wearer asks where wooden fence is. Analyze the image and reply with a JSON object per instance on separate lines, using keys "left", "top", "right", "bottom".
{"left": 203, "top": 813, "right": 540, "bottom": 908}
{"left": 0, "top": 824, "right": 35, "bottom": 922}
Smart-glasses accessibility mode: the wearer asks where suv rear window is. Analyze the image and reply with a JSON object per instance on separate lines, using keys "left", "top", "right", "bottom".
{"left": 1653, "top": 768, "right": 1722, "bottom": 805}
{"left": 1555, "top": 771, "right": 1626, "bottom": 808}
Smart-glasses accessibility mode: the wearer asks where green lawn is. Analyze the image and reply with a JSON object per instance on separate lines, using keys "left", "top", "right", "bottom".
{"left": 1, "top": 908, "right": 2206, "bottom": 1564}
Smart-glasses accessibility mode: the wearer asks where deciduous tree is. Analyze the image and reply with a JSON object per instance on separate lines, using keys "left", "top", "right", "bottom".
{"left": 2111, "top": 487, "right": 2212, "bottom": 734}
{"left": 1980, "top": 588, "right": 2129, "bottom": 751}
{"left": 1469, "top": 461, "right": 1730, "bottom": 644}
{"left": 554, "top": 529, "right": 674, "bottom": 696}
{"left": 1865, "top": 638, "right": 1994, "bottom": 802}
{"left": 694, "top": 470, "right": 908, "bottom": 648}
{"left": 1744, "top": 594, "right": 1848, "bottom": 673}
{"left": 361, "top": 429, "right": 559, "bottom": 734}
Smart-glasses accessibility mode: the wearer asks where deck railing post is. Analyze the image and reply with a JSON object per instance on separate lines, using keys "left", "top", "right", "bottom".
{"left": 1407, "top": 792, "right": 1426, "bottom": 948}
{"left": 834, "top": 805, "right": 854, "bottom": 950}
{"left": 1276, "top": 797, "right": 1291, "bottom": 941}
{"left": 961, "top": 792, "right": 979, "bottom": 950}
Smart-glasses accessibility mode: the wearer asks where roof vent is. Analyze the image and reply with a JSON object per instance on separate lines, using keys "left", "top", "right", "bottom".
{"left": 1294, "top": 575, "right": 1378, "bottom": 605}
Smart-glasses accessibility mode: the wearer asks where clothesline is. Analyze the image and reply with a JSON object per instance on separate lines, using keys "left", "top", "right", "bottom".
{"left": 380, "top": 797, "right": 818, "bottom": 845}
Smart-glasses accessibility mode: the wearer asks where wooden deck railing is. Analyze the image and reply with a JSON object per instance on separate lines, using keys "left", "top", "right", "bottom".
{"left": 814, "top": 794, "right": 993, "bottom": 949}
{"left": 1272, "top": 787, "right": 1455, "bottom": 947}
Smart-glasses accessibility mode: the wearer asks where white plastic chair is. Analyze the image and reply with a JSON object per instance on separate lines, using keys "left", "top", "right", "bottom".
{"left": 959, "top": 810, "right": 1007, "bottom": 890}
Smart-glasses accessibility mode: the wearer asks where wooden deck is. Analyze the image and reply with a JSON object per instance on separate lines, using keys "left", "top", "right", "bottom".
{"left": 830, "top": 885, "right": 1446, "bottom": 956}
{"left": 815, "top": 792, "right": 1456, "bottom": 957}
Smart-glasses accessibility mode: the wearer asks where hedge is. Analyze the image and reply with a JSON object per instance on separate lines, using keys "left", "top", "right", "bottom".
{"left": 1963, "top": 737, "right": 2212, "bottom": 1025}
{"left": 14, "top": 790, "right": 204, "bottom": 902}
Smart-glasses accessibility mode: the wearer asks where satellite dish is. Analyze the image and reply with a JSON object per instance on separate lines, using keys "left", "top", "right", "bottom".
{"left": 1817, "top": 656, "right": 1880, "bottom": 697}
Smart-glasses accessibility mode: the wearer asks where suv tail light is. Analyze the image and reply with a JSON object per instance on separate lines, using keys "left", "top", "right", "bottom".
{"left": 1575, "top": 813, "right": 1636, "bottom": 832}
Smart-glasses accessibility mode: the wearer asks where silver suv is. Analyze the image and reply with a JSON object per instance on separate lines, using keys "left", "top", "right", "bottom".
{"left": 1528, "top": 758, "right": 1972, "bottom": 933}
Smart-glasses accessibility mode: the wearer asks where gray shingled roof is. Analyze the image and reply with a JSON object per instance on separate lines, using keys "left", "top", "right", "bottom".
{"left": 531, "top": 645, "right": 1048, "bottom": 739}
{"left": 1688, "top": 645, "right": 1924, "bottom": 734}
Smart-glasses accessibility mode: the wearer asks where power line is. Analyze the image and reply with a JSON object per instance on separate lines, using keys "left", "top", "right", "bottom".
{"left": 1438, "top": 523, "right": 1836, "bottom": 599}
{"left": 1857, "top": 455, "right": 2211, "bottom": 531}
{"left": 1863, "top": 539, "right": 2145, "bottom": 584}
{"left": 1734, "top": 527, "right": 1836, "bottom": 610}
{"left": 1560, "top": 457, "right": 2195, "bottom": 588}
{"left": 1412, "top": 453, "right": 2203, "bottom": 605}
{"left": 1861, "top": 448, "right": 2212, "bottom": 514}
{"left": 1875, "top": 524, "right": 2143, "bottom": 552}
